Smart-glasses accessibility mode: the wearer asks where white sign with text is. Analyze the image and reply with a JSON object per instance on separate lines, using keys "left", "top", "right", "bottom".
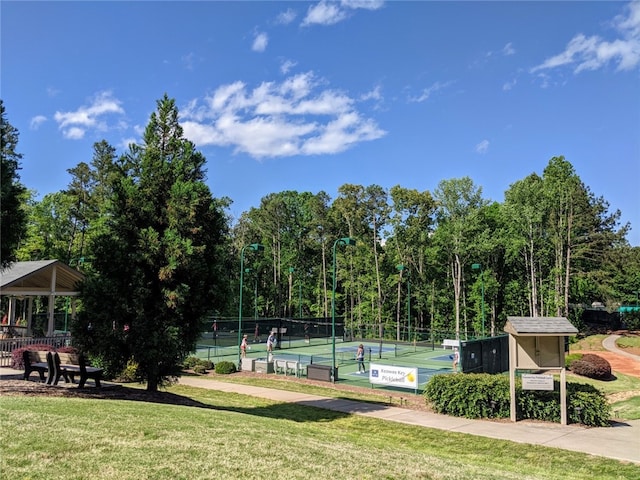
{"left": 522, "top": 374, "right": 554, "bottom": 391}
{"left": 369, "top": 363, "right": 418, "bottom": 389}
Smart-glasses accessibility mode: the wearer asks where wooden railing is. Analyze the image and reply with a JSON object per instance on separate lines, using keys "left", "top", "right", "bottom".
{"left": 0, "top": 335, "right": 72, "bottom": 368}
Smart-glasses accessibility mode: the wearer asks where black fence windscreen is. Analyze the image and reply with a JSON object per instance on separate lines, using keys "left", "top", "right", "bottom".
{"left": 460, "top": 335, "right": 509, "bottom": 374}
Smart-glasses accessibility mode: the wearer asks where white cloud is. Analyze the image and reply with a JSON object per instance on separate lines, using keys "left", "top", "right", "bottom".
{"left": 119, "top": 137, "right": 139, "bottom": 151}
{"left": 276, "top": 8, "right": 297, "bottom": 25}
{"left": 361, "top": 85, "right": 383, "bottom": 101}
{"left": 53, "top": 91, "right": 125, "bottom": 140}
{"left": 302, "top": 0, "right": 383, "bottom": 27}
{"left": 408, "top": 81, "right": 452, "bottom": 103}
{"left": 181, "top": 71, "right": 386, "bottom": 158}
{"left": 280, "top": 59, "right": 297, "bottom": 74}
{"left": 65, "top": 127, "right": 86, "bottom": 140}
{"left": 502, "top": 78, "right": 517, "bottom": 91}
{"left": 503, "top": 42, "right": 516, "bottom": 56}
{"left": 531, "top": 1, "right": 640, "bottom": 74}
{"left": 302, "top": 1, "right": 347, "bottom": 26}
{"left": 252, "top": 32, "right": 268, "bottom": 52}
{"left": 475, "top": 140, "right": 490, "bottom": 154}
{"left": 30, "top": 115, "right": 47, "bottom": 130}
{"left": 182, "top": 52, "right": 196, "bottom": 70}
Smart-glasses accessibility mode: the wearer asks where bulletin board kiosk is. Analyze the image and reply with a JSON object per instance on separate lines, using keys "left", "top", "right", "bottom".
{"left": 504, "top": 316, "right": 578, "bottom": 425}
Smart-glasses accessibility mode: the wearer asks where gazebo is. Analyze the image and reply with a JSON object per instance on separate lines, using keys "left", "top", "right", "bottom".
{"left": 0, "top": 260, "right": 84, "bottom": 337}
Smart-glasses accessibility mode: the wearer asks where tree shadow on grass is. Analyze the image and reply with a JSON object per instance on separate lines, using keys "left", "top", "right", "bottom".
{"left": 0, "top": 377, "right": 354, "bottom": 423}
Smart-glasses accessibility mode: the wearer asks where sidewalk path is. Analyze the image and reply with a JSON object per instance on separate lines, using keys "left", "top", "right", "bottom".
{"left": 178, "top": 376, "right": 640, "bottom": 464}
{"left": 602, "top": 334, "right": 640, "bottom": 362}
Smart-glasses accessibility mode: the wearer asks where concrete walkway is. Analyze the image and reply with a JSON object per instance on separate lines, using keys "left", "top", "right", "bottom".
{"left": 602, "top": 334, "right": 640, "bottom": 362}
{"left": 176, "top": 375, "right": 640, "bottom": 465}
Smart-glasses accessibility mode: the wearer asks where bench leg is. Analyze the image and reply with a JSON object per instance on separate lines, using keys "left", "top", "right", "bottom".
{"left": 79, "top": 375, "right": 101, "bottom": 388}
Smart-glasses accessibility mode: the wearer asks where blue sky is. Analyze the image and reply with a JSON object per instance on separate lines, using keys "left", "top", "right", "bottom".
{"left": 2, "top": 1, "right": 639, "bottom": 245}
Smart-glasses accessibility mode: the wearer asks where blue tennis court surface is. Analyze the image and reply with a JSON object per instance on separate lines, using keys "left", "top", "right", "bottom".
{"left": 432, "top": 354, "right": 454, "bottom": 362}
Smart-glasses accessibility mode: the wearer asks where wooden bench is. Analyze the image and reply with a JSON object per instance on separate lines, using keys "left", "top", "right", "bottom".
{"left": 23, "top": 350, "right": 53, "bottom": 382}
{"left": 442, "top": 339, "right": 460, "bottom": 349}
{"left": 52, "top": 352, "right": 103, "bottom": 388}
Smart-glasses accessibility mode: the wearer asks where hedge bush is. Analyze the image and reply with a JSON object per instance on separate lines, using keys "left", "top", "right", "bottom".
{"left": 11, "top": 344, "right": 80, "bottom": 370}
{"left": 183, "top": 356, "right": 200, "bottom": 369}
{"left": 570, "top": 353, "right": 612, "bottom": 380}
{"left": 183, "top": 356, "right": 214, "bottom": 374}
{"left": 116, "top": 359, "right": 141, "bottom": 383}
{"left": 214, "top": 361, "right": 236, "bottom": 374}
{"left": 424, "top": 373, "right": 611, "bottom": 426}
{"left": 11, "top": 344, "right": 55, "bottom": 369}
{"left": 564, "top": 353, "right": 582, "bottom": 369}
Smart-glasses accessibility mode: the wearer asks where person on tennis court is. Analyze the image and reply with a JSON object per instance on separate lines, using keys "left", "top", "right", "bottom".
{"left": 452, "top": 347, "right": 460, "bottom": 372}
{"left": 356, "top": 344, "right": 366, "bottom": 373}
{"left": 267, "top": 331, "right": 277, "bottom": 361}
{"left": 240, "top": 334, "right": 248, "bottom": 358}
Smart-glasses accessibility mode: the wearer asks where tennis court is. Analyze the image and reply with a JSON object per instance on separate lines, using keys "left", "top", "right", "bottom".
{"left": 193, "top": 335, "right": 455, "bottom": 393}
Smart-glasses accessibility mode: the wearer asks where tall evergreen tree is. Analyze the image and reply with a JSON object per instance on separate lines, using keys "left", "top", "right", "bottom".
{"left": 0, "top": 100, "right": 27, "bottom": 269}
{"left": 73, "top": 95, "right": 229, "bottom": 391}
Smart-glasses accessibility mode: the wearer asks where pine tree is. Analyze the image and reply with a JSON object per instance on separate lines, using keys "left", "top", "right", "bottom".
{"left": 73, "top": 95, "right": 229, "bottom": 391}
{"left": 0, "top": 100, "right": 27, "bottom": 269}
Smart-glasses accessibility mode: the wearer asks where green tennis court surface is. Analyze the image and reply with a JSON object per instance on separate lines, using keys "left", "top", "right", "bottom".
{"left": 193, "top": 338, "right": 455, "bottom": 393}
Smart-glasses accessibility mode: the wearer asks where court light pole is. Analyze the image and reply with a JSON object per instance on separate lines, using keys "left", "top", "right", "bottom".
{"left": 472, "top": 263, "right": 485, "bottom": 337}
{"left": 238, "top": 243, "right": 264, "bottom": 367}
{"left": 288, "top": 267, "right": 295, "bottom": 317}
{"left": 331, "top": 237, "right": 356, "bottom": 383}
{"left": 298, "top": 277, "right": 302, "bottom": 318}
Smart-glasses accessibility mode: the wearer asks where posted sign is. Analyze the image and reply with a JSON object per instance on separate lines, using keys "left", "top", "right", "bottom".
{"left": 522, "top": 374, "right": 554, "bottom": 391}
{"left": 369, "top": 363, "right": 418, "bottom": 390}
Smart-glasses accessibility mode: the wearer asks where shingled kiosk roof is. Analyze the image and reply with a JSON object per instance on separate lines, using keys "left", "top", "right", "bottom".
{"left": 504, "top": 316, "right": 578, "bottom": 336}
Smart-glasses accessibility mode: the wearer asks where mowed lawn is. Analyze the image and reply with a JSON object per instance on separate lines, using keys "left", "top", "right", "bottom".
{"left": 1, "top": 384, "right": 638, "bottom": 480}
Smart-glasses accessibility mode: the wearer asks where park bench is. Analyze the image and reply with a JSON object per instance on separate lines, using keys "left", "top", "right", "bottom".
{"left": 442, "top": 339, "right": 460, "bottom": 349}
{"left": 51, "top": 352, "right": 103, "bottom": 388}
{"left": 23, "top": 350, "right": 53, "bottom": 382}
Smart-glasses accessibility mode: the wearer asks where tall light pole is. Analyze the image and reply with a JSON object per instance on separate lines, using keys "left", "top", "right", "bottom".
{"left": 238, "top": 243, "right": 264, "bottom": 367}
{"left": 332, "top": 237, "right": 356, "bottom": 382}
{"left": 472, "top": 263, "right": 485, "bottom": 337}
{"left": 298, "top": 276, "right": 302, "bottom": 319}
{"left": 407, "top": 271, "right": 411, "bottom": 342}
{"left": 288, "top": 267, "right": 295, "bottom": 317}
{"left": 396, "top": 265, "right": 412, "bottom": 342}
{"left": 288, "top": 267, "right": 303, "bottom": 318}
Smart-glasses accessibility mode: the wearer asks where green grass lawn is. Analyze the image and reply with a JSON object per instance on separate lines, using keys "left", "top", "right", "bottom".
{"left": 1, "top": 384, "right": 638, "bottom": 480}
{"left": 616, "top": 335, "right": 640, "bottom": 350}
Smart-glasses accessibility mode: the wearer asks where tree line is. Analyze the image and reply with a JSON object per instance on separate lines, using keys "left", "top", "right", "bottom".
{"left": 2, "top": 97, "right": 638, "bottom": 390}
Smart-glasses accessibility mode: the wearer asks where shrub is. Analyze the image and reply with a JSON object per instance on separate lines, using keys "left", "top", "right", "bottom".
{"left": 193, "top": 364, "right": 207, "bottom": 374}
{"left": 424, "top": 373, "right": 511, "bottom": 419}
{"left": 11, "top": 344, "right": 54, "bottom": 370}
{"left": 570, "top": 353, "right": 612, "bottom": 380}
{"left": 198, "top": 359, "right": 213, "bottom": 370}
{"left": 57, "top": 345, "right": 78, "bottom": 354}
{"left": 116, "top": 359, "right": 141, "bottom": 383}
{"left": 423, "top": 373, "right": 611, "bottom": 426}
{"left": 183, "top": 356, "right": 200, "bottom": 369}
{"left": 565, "top": 353, "right": 582, "bottom": 369}
{"left": 183, "top": 357, "right": 213, "bottom": 373}
{"left": 214, "top": 361, "right": 236, "bottom": 374}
